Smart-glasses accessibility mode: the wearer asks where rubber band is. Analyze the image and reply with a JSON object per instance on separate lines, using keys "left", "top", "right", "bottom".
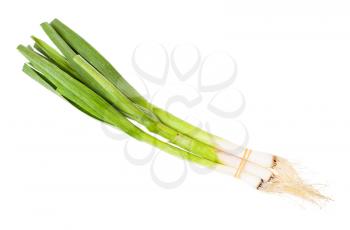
{"left": 234, "top": 148, "right": 252, "bottom": 178}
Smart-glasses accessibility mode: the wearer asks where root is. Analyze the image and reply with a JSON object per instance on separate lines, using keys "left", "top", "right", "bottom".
{"left": 259, "top": 157, "right": 330, "bottom": 203}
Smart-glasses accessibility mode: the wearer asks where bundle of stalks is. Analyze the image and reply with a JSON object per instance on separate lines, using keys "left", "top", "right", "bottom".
{"left": 18, "top": 19, "right": 328, "bottom": 202}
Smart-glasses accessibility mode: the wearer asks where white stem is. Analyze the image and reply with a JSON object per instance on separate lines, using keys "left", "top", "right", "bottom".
{"left": 214, "top": 164, "right": 263, "bottom": 188}
{"left": 216, "top": 151, "right": 272, "bottom": 181}
{"left": 214, "top": 138, "right": 275, "bottom": 168}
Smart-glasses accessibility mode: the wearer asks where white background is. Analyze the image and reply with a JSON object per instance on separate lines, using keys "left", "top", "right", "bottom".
{"left": 0, "top": 0, "right": 349, "bottom": 229}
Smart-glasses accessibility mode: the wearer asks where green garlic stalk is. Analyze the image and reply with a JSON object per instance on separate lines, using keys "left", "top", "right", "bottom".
{"left": 37, "top": 22, "right": 272, "bottom": 182}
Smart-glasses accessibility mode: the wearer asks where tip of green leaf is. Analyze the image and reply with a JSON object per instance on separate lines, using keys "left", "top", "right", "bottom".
{"left": 40, "top": 22, "right": 51, "bottom": 29}
{"left": 30, "top": 35, "right": 40, "bottom": 42}
{"left": 17, "top": 44, "right": 26, "bottom": 51}
{"left": 22, "top": 63, "right": 30, "bottom": 72}
{"left": 51, "top": 18, "right": 61, "bottom": 24}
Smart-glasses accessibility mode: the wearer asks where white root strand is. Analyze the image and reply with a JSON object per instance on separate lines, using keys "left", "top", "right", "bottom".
{"left": 259, "top": 157, "right": 329, "bottom": 203}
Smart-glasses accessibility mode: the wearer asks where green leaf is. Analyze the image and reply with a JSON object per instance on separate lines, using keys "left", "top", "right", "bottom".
{"left": 50, "top": 19, "right": 150, "bottom": 109}
{"left": 41, "top": 22, "right": 76, "bottom": 60}
{"left": 31, "top": 36, "right": 77, "bottom": 77}
{"left": 22, "top": 64, "right": 57, "bottom": 92}
{"left": 18, "top": 45, "right": 143, "bottom": 139}
{"left": 22, "top": 63, "right": 109, "bottom": 123}
{"left": 72, "top": 54, "right": 158, "bottom": 127}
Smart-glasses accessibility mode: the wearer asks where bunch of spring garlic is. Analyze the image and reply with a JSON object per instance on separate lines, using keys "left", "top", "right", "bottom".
{"left": 18, "top": 19, "right": 328, "bottom": 203}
